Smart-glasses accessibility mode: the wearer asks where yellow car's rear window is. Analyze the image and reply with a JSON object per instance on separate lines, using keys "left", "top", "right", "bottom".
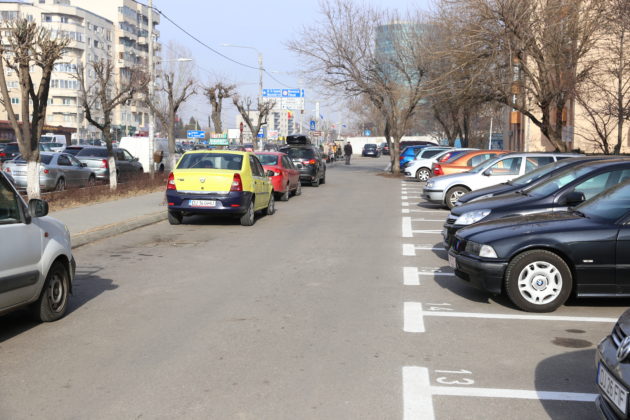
{"left": 178, "top": 153, "right": 243, "bottom": 170}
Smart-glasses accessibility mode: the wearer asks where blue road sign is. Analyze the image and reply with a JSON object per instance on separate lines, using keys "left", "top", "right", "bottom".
{"left": 187, "top": 130, "right": 205, "bottom": 139}
{"left": 310, "top": 120, "right": 316, "bottom": 131}
{"left": 364, "top": 129, "right": 372, "bottom": 136}
{"left": 263, "top": 88, "right": 304, "bottom": 98}
{"left": 262, "top": 89, "right": 283, "bottom": 98}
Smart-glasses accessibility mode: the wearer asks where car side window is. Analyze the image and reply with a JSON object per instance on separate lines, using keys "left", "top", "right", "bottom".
{"left": 489, "top": 157, "right": 522, "bottom": 175}
{"left": 255, "top": 158, "right": 266, "bottom": 176}
{"left": 123, "top": 150, "right": 134, "bottom": 161}
{"left": 572, "top": 171, "right": 615, "bottom": 200}
{"left": 68, "top": 155, "right": 82, "bottom": 167}
{"left": 525, "top": 156, "right": 554, "bottom": 171}
{"left": 249, "top": 156, "right": 262, "bottom": 177}
{"left": 0, "top": 177, "right": 21, "bottom": 225}
{"left": 57, "top": 154, "right": 71, "bottom": 166}
{"left": 468, "top": 154, "right": 489, "bottom": 167}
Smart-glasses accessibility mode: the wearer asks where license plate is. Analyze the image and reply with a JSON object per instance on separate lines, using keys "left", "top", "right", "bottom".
{"left": 598, "top": 363, "right": 628, "bottom": 414}
{"left": 13, "top": 171, "right": 26, "bottom": 176}
{"left": 448, "top": 254, "right": 457, "bottom": 269}
{"left": 189, "top": 200, "right": 216, "bottom": 208}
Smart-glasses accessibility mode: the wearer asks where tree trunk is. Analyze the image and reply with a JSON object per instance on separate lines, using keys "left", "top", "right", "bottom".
{"left": 26, "top": 159, "right": 40, "bottom": 198}
{"left": 391, "top": 138, "right": 401, "bottom": 175}
{"left": 212, "top": 108, "right": 222, "bottom": 134}
{"left": 103, "top": 128, "right": 117, "bottom": 190}
{"left": 168, "top": 114, "right": 177, "bottom": 172}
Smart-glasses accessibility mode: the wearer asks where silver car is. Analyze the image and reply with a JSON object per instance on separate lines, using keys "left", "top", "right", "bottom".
{"left": 3, "top": 152, "right": 96, "bottom": 191}
{"left": 423, "top": 152, "right": 581, "bottom": 208}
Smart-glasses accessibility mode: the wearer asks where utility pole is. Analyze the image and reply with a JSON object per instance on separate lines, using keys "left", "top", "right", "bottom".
{"left": 147, "top": 0, "right": 155, "bottom": 177}
{"left": 488, "top": 116, "right": 493, "bottom": 150}
{"left": 257, "top": 52, "right": 263, "bottom": 100}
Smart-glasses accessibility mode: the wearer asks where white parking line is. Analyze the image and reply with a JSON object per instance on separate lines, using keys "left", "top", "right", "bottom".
{"left": 424, "top": 310, "right": 617, "bottom": 323}
{"left": 402, "top": 217, "right": 413, "bottom": 238}
{"left": 403, "top": 367, "right": 435, "bottom": 420}
{"left": 402, "top": 209, "right": 411, "bottom": 214}
{"left": 408, "top": 209, "right": 448, "bottom": 213}
{"left": 403, "top": 244, "right": 416, "bottom": 256}
{"left": 411, "top": 218, "right": 445, "bottom": 222}
{"left": 413, "top": 230, "right": 443, "bottom": 234}
{"left": 404, "top": 302, "right": 426, "bottom": 333}
{"left": 402, "top": 202, "right": 410, "bottom": 207}
{"left": 430, "top": 385, "right": 597, "bottom": 402}
{"left": 404, "top": 267, "right": 421, "bottom": 285}
{"left": 402, "top": 245, "right": 446, "bottom": 256}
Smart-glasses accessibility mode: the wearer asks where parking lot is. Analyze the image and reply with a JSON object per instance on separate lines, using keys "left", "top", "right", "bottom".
{"left": 399, "top": 178, "right": 627, "bottom": 419}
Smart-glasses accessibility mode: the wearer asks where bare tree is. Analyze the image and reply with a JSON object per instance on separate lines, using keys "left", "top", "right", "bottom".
{"left": 205, "top": 81, "right": 236, "bottom": 134}
{"left": 232, "top": 95, "right": 274, "bottom": 149}
{"left": 288, "top": 1, "right": 427, "bottom": 174}
{"left": 76, "top": 59, "right": 148, "bottom": 189}
{"left": 0, "top": 19, "right": 68, "bottom": 198}
{"left": 576, "top": 0, "right": 630, "bottom": 154}
{"left": 144, "top": 55, "right": 196, "bottom": 170}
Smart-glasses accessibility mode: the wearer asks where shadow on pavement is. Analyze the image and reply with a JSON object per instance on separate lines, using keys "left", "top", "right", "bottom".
{"left": 433, "top": 273, "right": 496, "bottom": 305}
{"left": 535, "top": 348, "right": 600, "bottom": 419}
{"left": 182, "top": 212, "right": 273, "bottom": 226}
{"left": 0, "top": 266, "right": 117, "bottom": 343}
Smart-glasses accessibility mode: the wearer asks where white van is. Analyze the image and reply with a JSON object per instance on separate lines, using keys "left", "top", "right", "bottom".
{"left": 41, "top": 133, "right": 67, "bottom": 152}
{"left": 118, "top": 136, "right": 171, "bottom": 173}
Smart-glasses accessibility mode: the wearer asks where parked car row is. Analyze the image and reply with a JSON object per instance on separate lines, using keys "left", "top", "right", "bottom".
{"left": 166, "top": 134, "right": 325, "bottom": 226}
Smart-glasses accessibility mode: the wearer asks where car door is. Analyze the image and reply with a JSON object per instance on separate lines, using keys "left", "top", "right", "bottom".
{"left": 68, "top": 154, "right": 90, "bottom": 187}
{"left": 56, "top": 154, "right": 76, "bottom": 187}
{"left": 115, "top": 149, "right": 129, "bottom": 180}
{"left": 283, "top": 156, "right": 298, "bottom": 188}
{"left": 0, "top": 175, "right": 42, "bottom": 307}
{"left": 123, "top": 149, "right": 142, "bottom": 175}
{"left": 249, "top": 156, "right": 265, "bottom": 210}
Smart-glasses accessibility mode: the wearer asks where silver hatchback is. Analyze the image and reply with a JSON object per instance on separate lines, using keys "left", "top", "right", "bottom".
{"left": 3, "top": 152, "right": 96, "bottom": 191}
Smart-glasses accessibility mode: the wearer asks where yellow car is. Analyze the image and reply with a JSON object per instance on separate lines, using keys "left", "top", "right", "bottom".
{"left": 166, "top": 150, "right": 275, "bottom": 226}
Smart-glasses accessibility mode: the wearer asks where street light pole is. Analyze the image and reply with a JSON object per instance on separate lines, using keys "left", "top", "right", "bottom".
{"left": 222, "top": 44, "right": 263, "bottom": 101}
{"left": 148, "top": 0, "right": 155, "bottom": 177}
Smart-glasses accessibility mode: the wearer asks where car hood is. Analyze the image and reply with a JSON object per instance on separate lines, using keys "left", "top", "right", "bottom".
{"left": 459, "top": 183, "right": 517, "bottom": 203}
{"left": 451, "top": 192, "right": 539, "bottom": 216}
{"left": 457, "top": 211, "right": 594, "bottom": 243}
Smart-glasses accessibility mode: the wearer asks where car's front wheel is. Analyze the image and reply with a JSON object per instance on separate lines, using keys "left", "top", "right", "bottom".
{"left": 55, "top": 177, "right": 66, "bottom": 192}
{"left": 416, "top": 167, "right": 430, "bottom": 182}
{"left": 505, "top": 250, "right": 573, "bottom": 312}
{"left": 445, "top": 186, "right": 470, "bottom": 209}
{"left": 32, "top": 261, "right": 70, "bottom": 322}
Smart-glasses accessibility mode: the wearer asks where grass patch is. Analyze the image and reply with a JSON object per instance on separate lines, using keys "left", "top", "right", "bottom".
{"left": 34, "top": 173, "right": 167, "bottom": 212}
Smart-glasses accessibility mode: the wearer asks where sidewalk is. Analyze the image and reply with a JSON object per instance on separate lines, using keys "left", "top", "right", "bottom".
{"left": 51, "top": 191, "right": 166, "bottom": 248}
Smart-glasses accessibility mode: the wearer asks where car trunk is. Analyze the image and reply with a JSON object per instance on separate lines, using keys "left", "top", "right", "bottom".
{"left": 173, "top": 169, "right": 236, "bottom": 192}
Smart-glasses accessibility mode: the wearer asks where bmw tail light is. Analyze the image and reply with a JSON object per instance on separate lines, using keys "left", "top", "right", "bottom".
{"left": 230, "top": 173, "right": 243, "bottom": 192}
{"left": 167, "top": 172, "right": 176, "bottom": 190}
{"left": 309, "top": 159, "right": 316, "bottom": 165}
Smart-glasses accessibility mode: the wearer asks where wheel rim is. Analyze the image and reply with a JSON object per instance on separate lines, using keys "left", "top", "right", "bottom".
{"left": 247, "top": 203, "right": 254, "bottom": 223}
{"left": 297, "top": 183, "right": 301, "bottom": 194}
{"left": 449, "top": 190, "right": 465, "bottom": 205}
{"left": 88, "top": 177, "right": 95, "bottom": 187}
{"left": 268, "top": 195, "right": 275, "bottom": 213}
{"left": 56, "top": 179, "right": 65, "bottom": 191}
{"left": 517, "top": 261, "right": 563, "bottom": 305}
{"left": 418, "top": 169, "right": 429, "bottom": 181}
{"left": 47, "top": 272, "right": 67, "bottom": 313}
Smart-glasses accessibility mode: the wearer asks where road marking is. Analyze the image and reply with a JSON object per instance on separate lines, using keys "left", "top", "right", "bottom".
{"left": 403, "top": 245, "right": 447, "bottom": 256}
{"left": 404, "top": 267, "right": 421, "bottom": 285}
{"left": 430, "top": 385, "right": 597, "bottom": 402}
{"left": 413, "top": 230, "right": 443, "bottom": 234}
{"left": 423, "top": 310, "right": 617, "bottom": 323}
{"left": 403, "top": 244, "right": 416, "bottom": 256}
{"left": 403, "top": 367, "right": 435, "bottom": 420}
{"left": 402, "top": 217, "right": 413, "bottom": 238}
{"left": 404, "top": 302, "right": 425, "bottom": 333}
{"left": 402, "top": 202, "right": 410, "bottom": 207}
{"left": 402, "top": 208, "right": 410, "bottom": 214}
{"left": 411, "top": 218, "right": 445, "bottom": 222}
{"left": 408, "top": 209, "right": 448, "bottom": 213}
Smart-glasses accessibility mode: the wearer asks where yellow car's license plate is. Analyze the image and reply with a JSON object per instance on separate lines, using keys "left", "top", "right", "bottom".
{"left": 189, "top": 200, "right": 216, "bottom": 207}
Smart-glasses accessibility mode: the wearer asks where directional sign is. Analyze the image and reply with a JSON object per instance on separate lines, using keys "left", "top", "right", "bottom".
{"left": 187, "top": 130, "right": 205, "bottom": 139}
{"left": 364, "top": 129, "right": 372, "bottom": 136}
{"left": 208, "top": 138, "right": 229, "bottom": 146}
{"left": 312, "top": 131, "right": 322, "bottom": 137}
{"left": 262, "top": 89, "right": 283, "bottom": 98}
{"left": 310, "top": 120, "right": 316, "bottom": 131}
{"left": 263, "top": 88, "right": 304, "bottom": 98}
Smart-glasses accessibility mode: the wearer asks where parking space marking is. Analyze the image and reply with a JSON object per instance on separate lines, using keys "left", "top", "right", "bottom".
{"left": 408, "top": 209, "right": 448, "bottom": 213}
{"left": 423, "top": 310, "right": 618, "bottom": 323}
{"left": 404, "top": 267, "right": 421, "bottom": 285}
{"left": 403, "top": 217, "right": 413, "bottom": 237}
{"left": 403, "top": 244, "right": 416, "bottom": 256}
{"left": 413, "top": 230, "right": 443, "bottom": 234}
{"left": 404, "top": 302, "right": 426, "bottom": 333}
{"left": 411, "top": 218, "right": 445, "bottom": 222}
{"left": 402, "top": 209, "right": 411, "bottom": 214}
{"left": 403, "top": 245, "right": 447, "bottom": 256}
{"left": 403, "top": 367, "right": 435, "bottom": 420}
{"left": 430, "top": 386, "right": 598, "bottom": 402}
{"left": 402, "top": 202, "right": 410, "bottom": 207}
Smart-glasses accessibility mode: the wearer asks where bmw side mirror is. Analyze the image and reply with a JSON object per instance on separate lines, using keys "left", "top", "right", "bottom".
{"left": 266, "top": 170, "right": 275, "bottom": 177}
{"left": 28, "top": 198, "right": 49, "bottom": 218}
{"left": 562, "top": 191, "right": 586, "bottom": 206}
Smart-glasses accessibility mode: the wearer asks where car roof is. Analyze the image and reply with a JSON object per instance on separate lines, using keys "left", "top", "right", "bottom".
{"left": 570, "top": 158, "right": 630, "bottom": 170}
{"left": 184, "top": 150, "right": 250, "bottom": 156}
{"left": 254, "top": 151, "right": 285, "bottom": 155}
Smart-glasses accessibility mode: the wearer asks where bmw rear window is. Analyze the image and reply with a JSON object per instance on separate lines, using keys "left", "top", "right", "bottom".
{"left": 177, "top": 153, "right": 243, "bottom": 170}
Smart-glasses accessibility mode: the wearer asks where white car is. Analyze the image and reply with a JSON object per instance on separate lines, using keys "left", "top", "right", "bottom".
{"left": 423, "top": 153, "right": 580, "bottom": 209}
{"left": 0, "top": 172, "right": 74, "bottom": 321}
{"left": 404, "top": 148, "right": 475, "bottom": 181}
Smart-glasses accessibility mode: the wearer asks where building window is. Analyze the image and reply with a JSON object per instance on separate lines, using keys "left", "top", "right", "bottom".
{"left": 10, "top": 98, "right": 19, "bottom": 104}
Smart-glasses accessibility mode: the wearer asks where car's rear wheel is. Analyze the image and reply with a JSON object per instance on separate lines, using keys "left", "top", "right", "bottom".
{"left": 32, "top": 261, "right": 69, "bottom": 322}
{"left": 87, "top": 175, "right": 96, "bottom": 187}
{"left": 311, "top": 177, "right": 320, "bottom": 187}
{"left": 55, "top": 177, "right": 66, "bottom": 192}
{"left": 416, "top": 167, "right": 430, "bottom": 182}
{"left": 266, "top": 193, "right": 275, "bottom": 215}
{"left": 505, "top": 250, "right": 572, "bottom": 313}
{"left": 445, "top": 186, "right": 469, "bottom": 209}
{"left": 168, "top": 210, "right": 183, "bottom": 225}
{"left": 240, "top": 200, "right": 255, "bottom": 226}
{"left": 279, "top": 185, "right": 290, "bottom": 201}
{"left": 320, "top": 171, "right": 326, "bottom": 185}
{"left": 294, "top": 182, "right": 302, "bottom": 196}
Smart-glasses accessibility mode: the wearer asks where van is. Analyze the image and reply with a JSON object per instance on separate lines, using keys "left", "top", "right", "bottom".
{"left": 118, "top": 136, "right": 171, "bottom": 173}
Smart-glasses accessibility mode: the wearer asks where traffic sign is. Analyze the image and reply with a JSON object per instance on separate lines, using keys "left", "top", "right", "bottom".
{"left": 364, "top": 129, "right": 372, "bottom": 136}
{"left": 312, "top": 131, "right": 322, "bottom": 137}
{"left": 210, "top": 133, "right": 228, "bottom": 139}
{"left": 187, "top": 130, "right": 205, "bottom": 139}
{"left": 208, "top": 138, "right": 229, "bottom": 146}
{"left": 309, "top": 120, "right": 316, "bottom": 131}
{"left": 263, "top": 88, "right": 304, "bottom": 98}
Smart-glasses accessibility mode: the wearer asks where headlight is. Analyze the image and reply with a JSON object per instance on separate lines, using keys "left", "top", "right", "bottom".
{"left": 426, "top": 181, "right": 434, "bottom": 188}
{"left": 454, "top": 209, "right": 491, "bottom": 225}
{"left": 465, "top": 241, "right": 498, "bottom": 258}
{"left": 469, "top": 193, "right": 494, "bottom": 203}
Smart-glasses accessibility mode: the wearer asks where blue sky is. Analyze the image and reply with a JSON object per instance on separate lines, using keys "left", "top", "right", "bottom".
{"left": 154, "top": 0, "right": 432, "bottom": 130}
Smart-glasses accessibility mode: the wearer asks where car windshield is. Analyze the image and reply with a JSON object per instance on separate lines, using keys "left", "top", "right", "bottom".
{"left": 64, "top": 147, "right": 83, "bottom": 156}
{"left": 526, "top": 166, "right": 594, "bottom": 197}
{"left": 4, "top": 144, "right": 19, "bottom": 153}
{"left": 280, "top": 148, "right": 315, "bottom": 160}
{"left": 510, "top": 159, "right": 567, "bottom": 186}
{"left": 364, "top": 144, "right": 377, "bottom": 149}
{"left": 77, "top": 148, "right": 108, "bottom": 158}
{"left": 576, "top": 180, "right": 630, "bottom": 222}
{"left": 255, "top": 154, "right": 279, "bottom": 165}
{"left": 177, "top": 153, "right": 243, "bottom": 170}
{"left": 14, "top": 155, "right": 53, "bottom": 165}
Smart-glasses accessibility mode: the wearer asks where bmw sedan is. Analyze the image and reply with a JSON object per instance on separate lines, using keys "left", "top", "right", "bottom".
{"left": 448, "top": 179, "right": 630, "bottom": 312}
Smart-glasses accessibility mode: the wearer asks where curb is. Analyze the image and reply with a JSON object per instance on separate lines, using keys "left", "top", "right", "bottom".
{"left": 71, "top": 211, "right": 166, "bottom": 249}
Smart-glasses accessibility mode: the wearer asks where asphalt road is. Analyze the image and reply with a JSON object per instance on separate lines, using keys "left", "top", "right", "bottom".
{"left": 0, "top": 156, "right": 627, "bottom": 419}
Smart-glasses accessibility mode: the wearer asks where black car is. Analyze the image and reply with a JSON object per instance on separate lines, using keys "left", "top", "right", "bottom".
{"left": 448, "top": 179, "right": 630, "bottom": 312}
{"left": 362, "top": 143, "right": 381, "bottom": 157}
{"left": 380, "top": 142, "right": 390, "bottom": 155}
{"left": 443, "top": 159, "right": 630, "bottom": 249}
{"left": 279, "top": 134, "right": 326, "bottom": 187}
{"left": 596, "top": 309, "right": 630, "bottom": 420}
{"left": 0, "top": 143, "right": 20, "bottom": 164}
{"left": 457, "top": 156, "right": 616, "bottom": 206}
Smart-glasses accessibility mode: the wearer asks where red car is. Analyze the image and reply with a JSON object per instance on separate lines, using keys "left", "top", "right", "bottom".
{"left": 255, "top": 152, "right": 301, "bottom": 201}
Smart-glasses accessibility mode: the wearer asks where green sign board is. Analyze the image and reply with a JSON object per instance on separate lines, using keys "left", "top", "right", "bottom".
{"left": 208, "top": 138, "right": 229, "bottom": 146}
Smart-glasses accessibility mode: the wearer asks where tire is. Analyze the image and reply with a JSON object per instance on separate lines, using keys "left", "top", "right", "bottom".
{"left": 168, "top": 210, "right": 183, "bottom": 225}
{"left": 320, "top": 171, "right": 326, "bottom": 185}
{"left": 505, "top": 250, "right": 572, "bottom": 313}
{"left": 279, "top": 186, "right": 290, "bottom": 201}
{"left": 445, "top": 186, "right": 470, "bottom": 209}
{"left": 87, "top": 175, "right": 96, "bottom": 187}
{"left": 294, "top": 182, "right": 302, "bottom": 196}
{"left": 32, "top": 261, "right": 70, "bottom": 322}
{"left": 266, "top": 193, "right": 276, "bottom": 215}
{"left": 311, "top": 177, "right": 320, "bottom": 187}
{"left": 55, "top": 177, "right": 66, "bottom": 192}
{"left": 240, "top": 200, "right": 255, "bottom": 226}
{"left": 416, "top": 167, "right": 430, "bottom": 182}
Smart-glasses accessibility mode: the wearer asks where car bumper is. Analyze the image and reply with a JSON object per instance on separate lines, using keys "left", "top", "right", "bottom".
{"left": 596, "top": 336, "right": 630, "bottom": 419}
{"left": 363, "top": 152, "right": 378, "bottom": 157}
{"left": 9, "top": 175, "right": 57, "bottom": 190}
{"left": 443, "top": 222, "right": 463, "bottom": 249}
{"left": 166, "top": 190, "right": 253, "bottom": 215}
{"left": 423, "top": 188, "right": 445, "bottom": 203}
{"left": 449, "top": 251, "right": 507, "bottom": 295}
{"left": 297, "top": 167, "right": 318, "bottom": 181}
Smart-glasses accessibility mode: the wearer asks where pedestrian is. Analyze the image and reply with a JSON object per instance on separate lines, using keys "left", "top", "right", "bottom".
{"left": 343, "top": 141, "right": 353, "bottom": 165}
